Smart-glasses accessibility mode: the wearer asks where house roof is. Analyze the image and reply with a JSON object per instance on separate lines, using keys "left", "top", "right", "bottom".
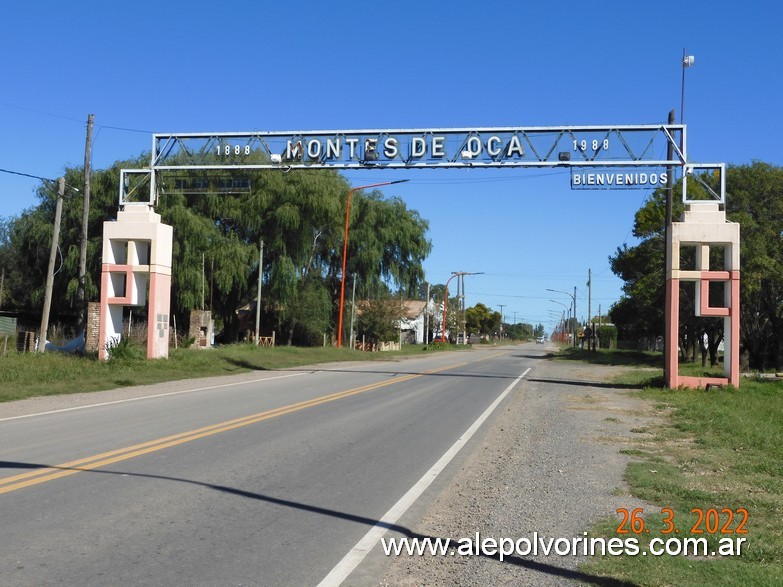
{"left": 401, "top": 300, "right": 427, "bottom": 319}
{"left": 354, "top": 299, "right": 428, "bottom": 319}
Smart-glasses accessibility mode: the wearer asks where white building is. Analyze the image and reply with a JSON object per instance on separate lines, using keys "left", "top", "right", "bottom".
{"left": 399, "top": 299, "right": 442, "bottom": 344}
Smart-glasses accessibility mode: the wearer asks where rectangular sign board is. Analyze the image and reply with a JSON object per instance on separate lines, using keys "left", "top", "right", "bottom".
{"left": 0, "top": 316, "right": 17, "bottom": 336}
{"left": 151, "top": 125, "right": 686, "bottom": 171}
{"left": 571, "top": 167, "right": 670, "bottom": 190}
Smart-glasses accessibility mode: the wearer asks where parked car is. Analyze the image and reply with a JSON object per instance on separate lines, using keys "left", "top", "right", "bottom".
{"left": 432, "top": 335, "right": 448, "bottom": 343}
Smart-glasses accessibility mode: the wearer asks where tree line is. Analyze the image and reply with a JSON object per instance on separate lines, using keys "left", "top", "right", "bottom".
{"left": 7, "top": 156, "right": 777, "bottom": 360}
{"left": 0, "top": 154, "right": 432, "bottom": 346}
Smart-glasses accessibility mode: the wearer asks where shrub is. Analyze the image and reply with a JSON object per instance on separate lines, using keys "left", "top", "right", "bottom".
{"left": 106, "top": 336, "right": 144, "bottom": 362}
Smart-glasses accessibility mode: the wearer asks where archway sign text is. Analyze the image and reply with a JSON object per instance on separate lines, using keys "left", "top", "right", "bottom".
{"left": 118, "top": 125, "right": 723, "bottom": 206}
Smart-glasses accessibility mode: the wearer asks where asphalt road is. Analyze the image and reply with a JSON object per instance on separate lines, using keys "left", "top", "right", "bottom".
{"left": 0, "top": 346, "right": 539, "bottom": 586}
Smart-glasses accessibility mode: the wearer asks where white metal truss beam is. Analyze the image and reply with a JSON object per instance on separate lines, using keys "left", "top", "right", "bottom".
{"left": 118, "top": 124, "right": 703, "bottom": 206}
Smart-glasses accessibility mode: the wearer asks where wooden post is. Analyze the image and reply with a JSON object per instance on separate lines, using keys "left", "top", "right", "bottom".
{"left": 77, "top": 114, "right": 94, "bottom": 333}
{"left": 38, "top": 177, "right": 65, "bottom": 352}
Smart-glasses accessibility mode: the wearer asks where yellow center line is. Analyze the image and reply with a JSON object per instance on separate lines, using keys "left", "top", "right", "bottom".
{"left": 0, "top": 360, "right": 469, "bottom": 495}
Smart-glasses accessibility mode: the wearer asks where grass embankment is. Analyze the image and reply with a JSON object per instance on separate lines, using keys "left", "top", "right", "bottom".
{"left": 558, "top": 348, "right": 783, "bottom": 586}
{"left": 0, "top": 342, "right": 461, "bottom": 404}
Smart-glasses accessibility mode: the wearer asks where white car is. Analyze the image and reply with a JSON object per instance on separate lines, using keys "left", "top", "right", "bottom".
{"left": 536, "top": 336, "right": 545, "bottom": 344}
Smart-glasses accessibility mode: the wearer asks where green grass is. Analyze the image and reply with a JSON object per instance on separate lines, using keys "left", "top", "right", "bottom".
{"left": 0, "top": 341, "right": 466, "bottom": 403}
{"left": 555, "top": 346, "right": 736, "bottom": 383}
{"left": 572, "top": 358, "right": 783, "bottom": 586}
{"left": 553, "top": 346, "right": 663, "bottom": 368}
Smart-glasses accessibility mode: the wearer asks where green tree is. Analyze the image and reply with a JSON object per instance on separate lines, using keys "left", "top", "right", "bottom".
{"left": 0, "top": 218, "right": 16, "bottom": 309}
{"left": 505, "top": 322, "right": 534, "bottom": 340}
{"left": 1, "top": 159, "right": 141, "bottom": 328}
{"left": 609, "top": 162, "right": 783, "bottom": 369}
{"left": 0, "top": 156, "right": 432, "bottom": 348}
{"left": 725, "top": 162, "right": 783, "bottom": 369}
{"left": 337, "top": 190, "right": 431, "bottom": 300}
{"left": 357, "top": 296, "right": 402, "bottom": 344}
{"left": 465, "top": 303, "right": 500, "bottom": 337}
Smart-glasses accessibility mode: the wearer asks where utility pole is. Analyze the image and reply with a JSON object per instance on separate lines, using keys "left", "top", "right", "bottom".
{"left": 460, "top": 273, "right": 466, "bottom": 344}
{"left": 424, "top": 282, "right": 430, "bottom": 344}
{"left": 255, "top": 239, "right": 264, "bottom": 344}
{"left": 664, "top": 109, "right": 676, "bottom": 382}
{"left": 38, "top": 178, "right": 65, "bottom": 352}
{"left": 573, "top": 286, "right": 577, "bottom": 347}
{"left": 498, "top": 303, "right": 506, "bottom": 342}
{"left": 454, "top": 271, "right": 460, "bottom": 343}
{"left": 349, "top": 274, "right": 357, "bottom": 348}
{"left": 77, "top": 114, "right": 93, "bottom": 334}
{"left": 587, "top": 268, "right": 592, "bottom": 327}
{"left": 0, "top": 266, "right": 4, "bottom": 309}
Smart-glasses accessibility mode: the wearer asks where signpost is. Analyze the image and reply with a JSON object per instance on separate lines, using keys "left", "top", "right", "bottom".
{"left": 106, "top": 123, "right": 736, "bottom": 389}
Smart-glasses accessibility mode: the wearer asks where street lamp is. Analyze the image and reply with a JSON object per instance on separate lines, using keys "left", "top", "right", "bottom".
{"left": 441, "top": 271, "right": 482, "bottom": 343}
{"left": 337, "top": 179, "right": 408, "bottom": 348}
{"left": 681, "top": 49, "right": 695, "bottom": 124}
{"left": 547, "top": 287, "right": 577, "bottom": 347}
{"left": 549, "top": 299, "right": 568, "bottom": 344}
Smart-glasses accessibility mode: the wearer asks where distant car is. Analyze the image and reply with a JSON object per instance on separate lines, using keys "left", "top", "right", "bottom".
{"left": 536, "top": 336, "right": 545, "bottom": 344}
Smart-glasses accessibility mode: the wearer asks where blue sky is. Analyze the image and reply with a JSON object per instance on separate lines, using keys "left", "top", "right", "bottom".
{"left": 2, "top": 1, "right": 782, "bottom": 332}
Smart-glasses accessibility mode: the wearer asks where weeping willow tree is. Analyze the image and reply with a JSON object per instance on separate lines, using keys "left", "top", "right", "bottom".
{"left": 1, "top": 153, "right": 432, "bottom": 346}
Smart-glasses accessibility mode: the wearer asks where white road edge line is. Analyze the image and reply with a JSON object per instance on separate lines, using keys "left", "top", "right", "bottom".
{"left": 0, "top": 372, "right": 307, "bottom": 422}
{"left": 317, "top": 366, "right": 532, "bottom": 587}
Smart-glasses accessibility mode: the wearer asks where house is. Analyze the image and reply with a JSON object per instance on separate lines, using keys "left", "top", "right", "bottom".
{"left": 399, "top": 299, "right": 439, "bottom": 344}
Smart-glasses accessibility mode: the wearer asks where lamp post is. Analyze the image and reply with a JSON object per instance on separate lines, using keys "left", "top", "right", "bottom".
{"left": 549, "top": 299, "right": 568, "bottom": 344}
{"left": 337, "top": 179, "right": 408, "bottom": 347}
{"left": 547, "top": 288, "right": 577, "bottom": 347}
{"left": 441, "top": 271, "right": 482, "bottom": 342}
{"left": 254, "top": 239, "right": 264, "bottom": 345}
{"left": 681, "top": 49, "right": 695, "bottom": 124}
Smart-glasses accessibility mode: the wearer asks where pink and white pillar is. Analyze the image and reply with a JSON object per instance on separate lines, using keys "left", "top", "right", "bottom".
{"left": 665, "top": 203, "right": 740, "bottom": 388}
{"left": 98, "top": 206, "right": 173, "bottom": 360}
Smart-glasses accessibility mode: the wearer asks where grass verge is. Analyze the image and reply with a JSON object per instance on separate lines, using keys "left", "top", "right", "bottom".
{"left": 557, "top": 348, "right": 783, "bottom": 586}
{"left": 0, "top": 342, "right": 466, "bottom": 403}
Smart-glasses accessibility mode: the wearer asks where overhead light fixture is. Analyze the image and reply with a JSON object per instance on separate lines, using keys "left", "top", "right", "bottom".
{"left": 683, "top": 55, "right": 695, "bottom": 68}
{"left": 270, "top": 154, "right": 282, "bottom": 164}
{"left": 558, "top": 151, "right": 571, "bottom": 162}
{"left": 364, "top": 138, "right": 379, "bottom": 162}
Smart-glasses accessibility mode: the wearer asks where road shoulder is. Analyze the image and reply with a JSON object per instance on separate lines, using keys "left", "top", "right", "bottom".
{"left": 378, "top": 349, "right": 660, "bottom": 586}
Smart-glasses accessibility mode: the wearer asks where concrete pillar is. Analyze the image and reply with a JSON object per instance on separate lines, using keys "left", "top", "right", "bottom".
{"left": 665, "top": 203, "right": 740, "bottom": 388}
{"left": 98, "top": 206, "right": 173, "bottom": 360}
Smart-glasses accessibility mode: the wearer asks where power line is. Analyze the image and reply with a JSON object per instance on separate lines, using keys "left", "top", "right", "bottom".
{"left": 0, "top": 167, "right": 80, "bottom": 194}
{"left": 0, "top": 102, "right": 153, "bottom": 135}
{"left": 471, "top": 291, "right": 618, "bottom": 301}
{"left": 0, "top": 167, "right": 54, "bottom": 182}
{"left": 0, "top": 101, "right": 84, "bottom": 123}
{"left": 98, "top": 124, "right": 152, "bottom": 134}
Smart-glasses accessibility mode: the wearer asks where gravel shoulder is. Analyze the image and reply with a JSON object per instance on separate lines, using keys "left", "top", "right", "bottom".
{"left": 378, "top": 347, "right": 660, "bottom": 586}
